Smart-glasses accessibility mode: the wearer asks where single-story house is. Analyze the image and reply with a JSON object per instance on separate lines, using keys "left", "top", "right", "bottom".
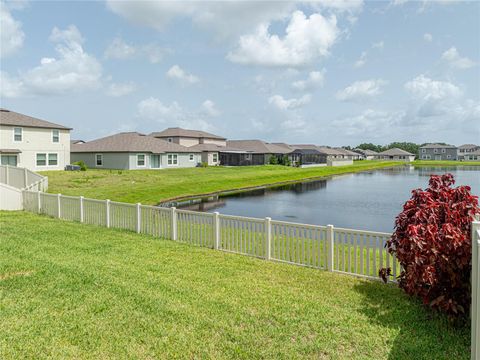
{"left": 353, "top": 148, "right": 379, "bottom": 160}
{"left": 457, "top": 144, "right": 480, "bottom": 161}
{"left": 0, "top": 108, "right": 71, "bottom": 171}
{"left": 418, "top": 143, "right": 457, "bottom": 160}
{"left": 289, "top": 148, "right": 327, "bottom": 167}
{"left": 376, "top": 148, "right": 415, "bottom": 162}
{"left": 71, "top": 132, "right": 202, "bottom": 170}
{"left": 334, "top": 148, "right": 361, "bottom": 160}
{"left": 223, "top": 140, "right": 292, "bottom": 166}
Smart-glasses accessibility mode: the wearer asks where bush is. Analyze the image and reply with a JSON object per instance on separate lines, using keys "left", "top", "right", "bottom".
{"left": 381, "top": 173, "right": 479, "bottom": 317}
{"left": 269, "top": 156, "right": 278, "bottom": 165}
{"left": 200, "top": 162, "right": 208, "bottom": 168}
{"left": 72, "top": 161, "right": 87, "bottom": 171}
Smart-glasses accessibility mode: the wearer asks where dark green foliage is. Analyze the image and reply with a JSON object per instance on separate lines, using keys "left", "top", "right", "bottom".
{"left": 72, "top": 161, "right": 87, "bottom": 171}
{"left": 269, "top": 155, "right": 278, "bottom": 165}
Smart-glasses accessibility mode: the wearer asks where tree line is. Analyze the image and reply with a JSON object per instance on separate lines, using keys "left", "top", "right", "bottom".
{"left": 343, "top": 142, "right": 450, "bottom": 156}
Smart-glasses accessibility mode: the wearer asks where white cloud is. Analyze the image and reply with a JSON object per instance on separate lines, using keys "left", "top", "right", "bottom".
{"left": 106, "top": 82, "right": 136, "bottom": 97}
{"left": 441, "top": 47, "right": 476, "bottom": 69}
{"left": 292, "top": 69, "right": 326, "bottom": 91}
{"left": 1, "top": 25, "right": 102, "bottom": 98}
{"left": 372, "top": 40, "right": 384, "bottom": 49}
{"left": 354, "top": 51, "right": 367, "bottom": 68}
{"left": 336, "top": 79, "right": 387, "bottom": 102}
{"left": 166, "top": 65, "right": 199, "bottom": 85}
{"left": 137, "top": 97, "right": 219, "bottom": 131}
{"left": 269, "top": 94, "right": 311, "bottom": 110}
{"left": 104, "top": 37, "right": 168, "bottom": 63}
{"left": 423, "top": 33, "right": 433, "bottom": 42}
{"left": 227, "top": 10, "right": 339, "bottom": 67}
{"left": 333, "top": 109, "right": 404, "bottom": 137}
{"left": 0, "top": 3, "right": 25, "bottom": 57}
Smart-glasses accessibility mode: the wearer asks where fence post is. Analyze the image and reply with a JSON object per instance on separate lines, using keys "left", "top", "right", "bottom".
{"left": 106, "top": 199, "right": 111, "bottom": 228}
{"left": 37, "top": 191, "right": 41, "bottom": 213}
{"left": 171, "top": 207, "right": 177, "bottom": 240}
{"left": 472, "top": 221, "right": 480, "bottom": 360}
{"left": 23, "top": 167, "right": 28, "bottom": 188}
{"left": 265, "top": 217, "right": 272, "bottom": 260}
{"left": 5, "top": 165, "right": 9, "bottom": 186}
{"left": 80, "top": 196, "right": 84, "bottom": 223}
{"left": 327, "top": 224, "right": 334, "bottom": 271}
{"left": 57, "top": 193, "right": 61, "bottom": 219}
{"left": 136, "top": 203, "right": 141, "bottom": 234}
{"left": 213, "top": 212, "right": 220, "bottom": 250}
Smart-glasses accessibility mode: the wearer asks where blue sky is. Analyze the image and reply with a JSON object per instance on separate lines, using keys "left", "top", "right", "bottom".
{"left": 1, "top": 0, "right": 479, "bottom": 146}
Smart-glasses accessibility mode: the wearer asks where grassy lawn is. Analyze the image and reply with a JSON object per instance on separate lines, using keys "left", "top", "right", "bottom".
{"left": 40, "top": 161, "right": 403, "bottom": 204}
{"left": 0, "top": 212, "right": 470, "bottom": 359}
{"left": 412, "top": 160, "right": 480, "bottom": 166}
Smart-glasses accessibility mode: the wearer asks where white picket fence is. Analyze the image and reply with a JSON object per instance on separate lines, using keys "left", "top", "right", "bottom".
{"left": 0, "top": 165, "right": 48, "bottom": 191}
{"left": 22, "top": 190, "right": 399, "bottom": 281}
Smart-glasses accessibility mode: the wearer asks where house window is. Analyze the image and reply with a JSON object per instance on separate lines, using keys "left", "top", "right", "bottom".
{"left": 212, "top": 153, "right": 218, "bottom": 163}
{"left": 422, "top": 155, "right": 427, "bottom": 159}
{"left": 48, "top": 153, "right": 58, "bottom": 166}
{"left": 137, "top": 154, "right": 145, "bottom": 167}
{"left": 441, "top": 148, "right": 446, "bottom": 153}
{"left": 167, "top": 138, "right": 173, "bottom": 143}
{"left": 36, "top": 153, "right": 47, "bottom": 166}
{"left": 52, "top": 129, "right": 60, "bottom": 143}
{"left": 95, "top": 154, "right": 103, "bottom": 166}
{"left": 421, "top": 149, "right": 426, "bottom": 153}
{"left": 434, "top": 149, "right": 438, "bottom": 153}
{"left": 447, "top": 155, "right": 451, "bottom": 159}
{"left": 1, "top": 155, "right": 17, "bottom": 166}
{"left": 167, "top": 154, "right": 178, "bottom": 165}
{"left": 245, "top": 154, "right": 251, "bottom": 160}
{"left": 14, "top": 127, "right": 22, "bottom": 142}
{"left": 189, "top": 154, "right": 194, "bottom": 162}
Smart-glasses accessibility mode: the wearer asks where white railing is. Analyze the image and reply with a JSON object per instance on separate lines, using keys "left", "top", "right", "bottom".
{"left": 22, "top": 190, "right": 400, "bottom": 282}
{"left": 472, "top": 222, "right": 480, "bottom": 360}
{"left": 0, "top": 165, "right": 48, "bottom": 191}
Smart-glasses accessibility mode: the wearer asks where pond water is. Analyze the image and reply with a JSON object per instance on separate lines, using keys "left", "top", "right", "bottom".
{"left": 177, "top": 166, "right": 480, "bottom": 233}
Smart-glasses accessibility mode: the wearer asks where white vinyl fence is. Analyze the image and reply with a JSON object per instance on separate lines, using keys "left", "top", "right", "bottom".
{"left": 22, "top": 190, "right": 400, "bottom": 282}
{"left": 0, "top": 165, "right": 48, "bottom": 191}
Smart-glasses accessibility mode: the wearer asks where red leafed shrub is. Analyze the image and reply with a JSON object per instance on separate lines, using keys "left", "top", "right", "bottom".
{"left": 380, "top": 173, "right": 479, "bottom": 317}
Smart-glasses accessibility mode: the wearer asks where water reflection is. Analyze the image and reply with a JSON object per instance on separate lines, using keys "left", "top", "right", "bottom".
{"left": 176, "top": 166, "right": 480, "bottom": 232}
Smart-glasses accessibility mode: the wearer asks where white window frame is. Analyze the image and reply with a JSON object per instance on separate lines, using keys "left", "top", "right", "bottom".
{"left": 95, "top": 154, "right": 103, "bottom": 167}
{"left": 36, "top": 153, "right": 47, "bottom": 166}
{"left": 434, "top": 149, "right": 438, "bottom": 153}
{"left": 52, "top": 129, "right": 60, "bottom": 143}
{"left": 13, "top": 127, "right": 22, "bottom": 142}
{"left": 212, "top": 153, "right": 218, "bottom": 163}
{"left": 422, "top": 155, "right": 427, "bottom": 159}
{"left": 189, "top": 154, "right": 194, "bottom": 162}
{"left": 167, "top": 153, "right": 178, "bottom": 166}
{"left": 48, "top": 153, "right": 58, "bottom": 166}
{"left": 421, "top": 149, "right": 426, "bottom": 153}
{"left": 441, "top": 148, "right": 446, "bottom": 153}
{"left": 136, "top": 154, "right": 146, "bottom": 167}
{"left": 446, "top": 154, "right": 451, "bottom": 159}
{"left": 1, "top": 154, "right": 18, "bottom": 166}
{"left": 167, "top": 138, "right": 173, "bottom": 143}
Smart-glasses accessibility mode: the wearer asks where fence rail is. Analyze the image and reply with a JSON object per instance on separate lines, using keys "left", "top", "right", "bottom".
{"left": 22, "top": 190, "right": 400, "bottom": 282}
{"left": 0, "top": 165, "right": 48, "bottom": 191}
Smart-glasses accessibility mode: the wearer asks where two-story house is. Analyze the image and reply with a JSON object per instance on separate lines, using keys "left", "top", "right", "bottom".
{"left": 150, "top": 127, "right": 227, "bottom": 166}
{"left": 0, "top": 109, "right": 71, "bottom": 171}
{"left": 418, "top": 143, "right": 457, "bottom": 160}
{"left": 457, "top": 144, "right": 480, "bottom": 161}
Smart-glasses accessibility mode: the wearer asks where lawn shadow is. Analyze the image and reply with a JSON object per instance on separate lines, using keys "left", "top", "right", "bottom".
{"left": 353, "top": 280, "right": 470, "bottom": 360}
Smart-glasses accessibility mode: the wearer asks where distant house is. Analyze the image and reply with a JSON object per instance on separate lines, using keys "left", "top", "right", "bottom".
{"left": 289, "top": 148, "right": 327, "bottom": 167}
{"left": 376, "top": 148, "right": 415, "bottom": 162}
{"left": 71, "top": 132, "right": 202, "bottom": 170}
{"left": 353, "top": 149, "right": 378, "bottom": 160}
{"left": 457, "top": 144, "right": 480, "bottom": 161}
{"left": 0, "top": 108, "right": 71, "bottom": 171}
{"left": 71, "top": 139, "right": 85, "bottom": 145}
{"left": 224, "top": 140, "right": 292, "bottom": 166}
{"left": 462, "top": 149, "right": 480, "bottom": 161}
{"left": 418, "top": 143, "right": 457, "bottom": 160}
{"left": 150, "top": 127, "right": 226, "bottom": 166}
{"left": 334, "top": 148, "right": 361, "bottom": 160}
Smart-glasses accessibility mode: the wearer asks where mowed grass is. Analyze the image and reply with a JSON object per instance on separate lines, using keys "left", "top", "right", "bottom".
{"left": 0, "top": 212, "right": 470, "bottom": 359}
{"left": 41, "top": 161, "right": 402, "bottom": 204}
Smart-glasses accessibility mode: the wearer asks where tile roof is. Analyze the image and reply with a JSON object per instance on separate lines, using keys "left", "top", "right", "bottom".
{"left": 71, "top": 132, "right": 200, "bottom": 153}
{"left": 0, "top": 109, "right": 72, "bottom": 130}
{"left": 150, "top": 127, "right": 226, "bottom": 140}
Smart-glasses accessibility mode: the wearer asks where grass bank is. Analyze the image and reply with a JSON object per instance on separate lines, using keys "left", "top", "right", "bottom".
{"left": 412, "top": 160, "right": 480, "bottom": 166}
{"left": 41, "top": 161, "right": 402, "bottom": 204}
{"left": 0, "top": 212, "right": 470, "bottom": 359}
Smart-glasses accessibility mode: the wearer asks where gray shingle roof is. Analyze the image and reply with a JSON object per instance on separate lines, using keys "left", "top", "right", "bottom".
{"left": 150, "top": 127, "right": 226, "bottom": 140}
{"left": 0, "top": 109, "right": 72, "bottom": 130}
{"left": 419, "top": 143, "right": 456, "bottom": 149}
{"left": 71, "top": 132, "right": 200, "bottom": 154}
{"left": 458, "top": 144, "right": 479, "bottom": 150}
{"left": 353, "top": 148, "right": 379, "bottom": 156}
{"left": 227, "top": 140, "right": 292, "bottom": 154}
{"left": 378, "top": 148, "right": 414, "bottom": 156}
{"left": 189, "top": 143, "right": 246, "bottom": 153}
